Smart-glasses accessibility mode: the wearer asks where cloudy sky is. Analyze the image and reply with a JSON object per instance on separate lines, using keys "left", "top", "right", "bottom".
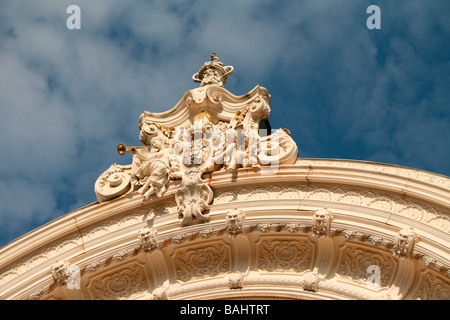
{"left": 0, "top": 0, "right": 449, "bottom": 247}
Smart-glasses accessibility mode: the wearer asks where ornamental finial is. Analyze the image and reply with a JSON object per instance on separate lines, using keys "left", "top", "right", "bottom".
{"left": 211, "top": 52, "right": 219, "bottom": 62}
{"left": 193, "top": 53, "right": 234, "bottom": 87}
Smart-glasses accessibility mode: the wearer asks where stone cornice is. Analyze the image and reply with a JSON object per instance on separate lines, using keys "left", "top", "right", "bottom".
{"left": 0, "top": 158, "right": 449, "bottom": 299}
{"left": 140, "top": 85, "right": 270, "bottom": 129}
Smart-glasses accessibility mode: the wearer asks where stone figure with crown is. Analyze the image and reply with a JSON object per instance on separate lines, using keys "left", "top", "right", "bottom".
{"left": 95, "top": 53, "right": 298, "bottom": 226}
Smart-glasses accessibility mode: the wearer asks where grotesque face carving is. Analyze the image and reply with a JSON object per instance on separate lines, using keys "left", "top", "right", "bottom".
{"left": 312, "top": 208, "right": 333, "bottom": 237}
{"left": 394, "top": 227, "right": 418, "bottom": 258}
{"left": 226, "top": 209, "right": 245, "bottom": 236}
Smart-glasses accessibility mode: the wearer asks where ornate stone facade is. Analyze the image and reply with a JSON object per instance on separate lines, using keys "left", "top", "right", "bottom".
{"left": 0, "top": 55, "right": 448, "bottom": 300}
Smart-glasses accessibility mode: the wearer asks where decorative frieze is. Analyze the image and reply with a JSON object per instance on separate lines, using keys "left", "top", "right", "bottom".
{"left": 259, "top": 239, "right": 312, "bottom": 272}
{"left": 174, "top": 245, "right": 230, "bottom": 282}
{"left": 213, "top": 184, "right": 450, "bottom": 233}
{"left": 338, "top": 246, "right": 394, "bottom": 288}
{"left": 416, "top": 272, "right": 450, "bottom": 300}
{"left": 90, "top": 265, "right": 147, "bottom": 300}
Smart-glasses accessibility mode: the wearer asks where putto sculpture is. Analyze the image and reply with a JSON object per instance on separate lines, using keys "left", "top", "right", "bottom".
{"left": 94, "top": 54, "right": 299, "bottom": 226}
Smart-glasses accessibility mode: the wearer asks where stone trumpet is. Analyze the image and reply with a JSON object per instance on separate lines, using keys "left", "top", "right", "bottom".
{"left": 117, "top": 143, "right": 155, "bottom": 155}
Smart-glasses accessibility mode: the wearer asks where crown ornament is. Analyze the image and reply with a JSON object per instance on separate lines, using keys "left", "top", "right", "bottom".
{"left": 192, "top": 53, "right": 235, "bottom": 87}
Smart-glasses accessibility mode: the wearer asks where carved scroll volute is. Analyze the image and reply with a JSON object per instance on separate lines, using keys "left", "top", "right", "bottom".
{"left": 258, "top": 129, "right": 299, "bottom": 167}
{"left": 245, "top": 96, "right": 271, "bottom": 130}
{"left": 138, "top": 116, "right": 172, "bottom": 146}
{"left": 95, "top": 164, "right": 131, "bottom": 203}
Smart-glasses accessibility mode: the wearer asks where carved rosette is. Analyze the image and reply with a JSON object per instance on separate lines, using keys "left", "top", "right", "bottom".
{"left": 94, "top": 164, "right": 131, "bottom": 203}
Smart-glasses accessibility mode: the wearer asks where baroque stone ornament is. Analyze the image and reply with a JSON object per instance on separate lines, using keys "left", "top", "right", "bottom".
{"left": 50, "top": 261, "right": 80, "bottom": 289}
{"left": 192, "top": 53, "right": 234, "bottom": 87}
{"left": 311, "top": 208, "right": 334, "bottom": 238}
{"left": 138, "top": 227, "right": 159, "bottom": 253}
{"left": 393, "top": 227, "right": 419, "bottom": 259}
{"left": 94, "top": 53, "right": 299, "bottom": 226}
{"left": 149, "top": 280, "right": 170, "bottom": 300}
{"left": 91, "top": 265, "right": 147, "bottom": 300}
{"left": 228, "top": 271, "right": 244, "bottom": 289}
{"left": 259, "top": 240, "right": 312, "bottom": 272}
{"left": 94, "top": 164, "right": 131, "bottom": 203}
{"left": 175, "top": 167, "right": 213, "bottom": 226}
{"left": 175, "top": 245, "right": 230, "bottom": 281}
{"left": 51, "top": 261, "right": 70, "bottom": 287}
{"left": 226, "top": 208, "right": 245, "bottom": 237}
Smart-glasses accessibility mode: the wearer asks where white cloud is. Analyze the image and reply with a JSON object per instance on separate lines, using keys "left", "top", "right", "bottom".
{"left": 0, "top": 0, "right": 448, "bottom": 246}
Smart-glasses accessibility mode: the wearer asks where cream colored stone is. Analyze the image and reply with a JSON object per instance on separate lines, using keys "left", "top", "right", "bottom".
{"left": 0, "top": 55, "right": 448, "bottom": 300}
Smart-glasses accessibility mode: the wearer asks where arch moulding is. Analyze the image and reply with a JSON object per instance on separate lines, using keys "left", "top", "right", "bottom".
{"left": 0, "top": 158, "right": 449, "bottom": 300}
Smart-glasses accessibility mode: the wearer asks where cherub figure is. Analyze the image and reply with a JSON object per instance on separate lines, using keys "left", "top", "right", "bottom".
{"left": 131, "top": 136, "right": 171, "bottom": 200}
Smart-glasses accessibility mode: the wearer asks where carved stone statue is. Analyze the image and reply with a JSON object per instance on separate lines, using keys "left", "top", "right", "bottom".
{"left": 94, "top": 54, "right": 299, "bottom": 226}
{"left": 131, "top": 136, "right": 171, "bottom": 199}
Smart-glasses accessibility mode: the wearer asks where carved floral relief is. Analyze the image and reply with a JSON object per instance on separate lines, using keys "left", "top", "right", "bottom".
{"left": 337, "top": 246, "right": 394, "bottom": 288}
{"left": 258, "top": 239, "right": 312, "bottom": 272}
{"left": 90, "top": 265, "right": 148, "bottom": 300}
{"left": 174, "top": 245, "right": 230, "bottom": 282}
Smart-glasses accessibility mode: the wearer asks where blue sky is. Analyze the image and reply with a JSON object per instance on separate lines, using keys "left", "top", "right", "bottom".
{"left": 0, "top": 0, "right": 449, "bottom": 248}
